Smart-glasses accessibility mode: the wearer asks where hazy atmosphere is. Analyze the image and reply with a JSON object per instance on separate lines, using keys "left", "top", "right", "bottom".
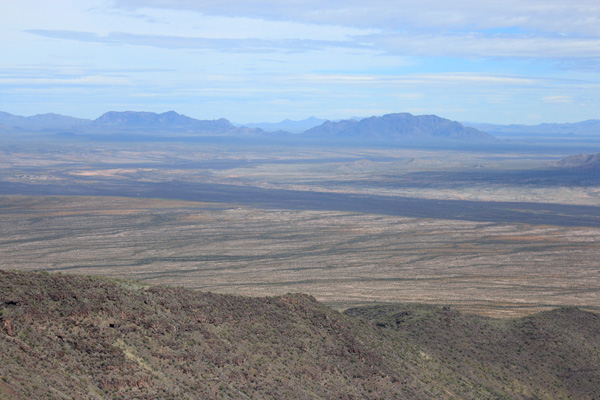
{"left": 3, "top": 2, "right": 600, "bottom": 399}
{"left": 2, "top": 0, "right": 600, "bottom": 123}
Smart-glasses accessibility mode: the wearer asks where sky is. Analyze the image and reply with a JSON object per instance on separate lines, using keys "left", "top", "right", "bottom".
{"left": 1, "top": 0, "right": 600, "bottom": 124}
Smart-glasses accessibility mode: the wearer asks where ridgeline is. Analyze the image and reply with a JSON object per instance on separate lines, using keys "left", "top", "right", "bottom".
{"left": 1, "top": 270, "right": 599, "bottom": 399}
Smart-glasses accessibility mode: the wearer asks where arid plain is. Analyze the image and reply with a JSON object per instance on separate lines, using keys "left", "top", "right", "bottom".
{"left": 2, "top": 137, "right": 600, "bottom": 317}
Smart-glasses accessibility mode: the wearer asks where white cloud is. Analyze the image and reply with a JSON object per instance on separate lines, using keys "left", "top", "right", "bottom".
{"left": 542, "top": 95, "right": 574, "bottom": 104}
{"left": 0, "top": 75, "right": 131, "bottom": 86}
{"left": 26, "top": 28, "right": 600, "bottom": 60}
{"left": 300, "top": 73, "right": 541, "bottom": 87}
{"left": 9, "top": 1, "right": 600, "bottom": 62}
{"left": 25, "top": 29, "right": 363, "bottom": 53}
{"left": 370, "top": 33, "right": 600, "bottom": 59}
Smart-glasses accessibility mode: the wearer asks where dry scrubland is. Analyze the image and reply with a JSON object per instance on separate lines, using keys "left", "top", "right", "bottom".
{"left": 2, "top": 141, "right": 600, "bottom": 317}
{"left": 2, "top": 269, "right": 600, "bottom": 400}
{"left": 2, "top": 195, "right": 599, "bottom": 317}
{"left": 3, "top": 141, "right": 600, "bottom": 205}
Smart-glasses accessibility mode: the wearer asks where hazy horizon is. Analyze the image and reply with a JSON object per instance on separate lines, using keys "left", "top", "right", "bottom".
{"left": 3, "top": 108, "right": 600, "bottom": 128}
{"left": 2, "top": 1, "right": 600, "bottom": 125}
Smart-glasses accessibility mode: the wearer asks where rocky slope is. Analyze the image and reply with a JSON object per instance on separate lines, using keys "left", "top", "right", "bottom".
{"left": 1, "top": 270, "right": 599, "bottom": 399}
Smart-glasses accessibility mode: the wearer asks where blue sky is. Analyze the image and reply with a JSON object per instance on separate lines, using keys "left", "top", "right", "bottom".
{"left": 1, "top": 0, "right": 600, "bottom": 124}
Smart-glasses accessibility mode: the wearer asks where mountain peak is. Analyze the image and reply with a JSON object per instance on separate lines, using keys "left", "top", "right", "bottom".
{"left": 305, "top": 112, "right": 495, "bottom": 141}
{"left": 92, "top": 110, "right": 235, "bottom": 133}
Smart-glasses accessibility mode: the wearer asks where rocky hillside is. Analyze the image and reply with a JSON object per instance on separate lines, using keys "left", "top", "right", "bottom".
{"left": 1, "top": 270, "right": 599, "bottom": 399}
{"left": 346, "top": 304, "right": 600, "bottom": 399}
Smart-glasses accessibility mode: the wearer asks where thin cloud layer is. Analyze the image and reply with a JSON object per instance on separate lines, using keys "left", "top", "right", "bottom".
{"left": 1, "top": 0, "right": 599, "bottom": 123}
{"left": 25, "top": 28, "right": 600, "bottom": 59}
{"left": 114, "top": 0, "right": 600, "bottom": 35}
{"left": 25, "top": 29, "right": 363, "bottom": 53}
{"left": 112, "top": 0, "right": 600, "bottom": 59}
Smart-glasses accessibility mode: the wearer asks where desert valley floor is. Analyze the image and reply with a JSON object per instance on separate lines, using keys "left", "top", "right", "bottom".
{"left": 2, "top": 140, "right": 600, "bottom": 317}
{"left": 2, "top": 195, "right": 599, "bottom": 318}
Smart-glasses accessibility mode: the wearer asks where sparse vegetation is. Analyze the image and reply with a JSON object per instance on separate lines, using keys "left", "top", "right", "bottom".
{"left": 2, "top": 126, "right": 600, "bottom": 398}
{"left": 1, "top": 196, "right": 599, "bottom": 317}
{"left": 1, "top": 270, "right": 599, "bottom": 399}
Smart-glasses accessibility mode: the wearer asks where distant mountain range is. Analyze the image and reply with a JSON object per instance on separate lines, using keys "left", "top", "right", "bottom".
{"left": 464, "top": 120, "right": 600, "bottom": 136}
{"left": 0, "top": 111, "right": 90, "bottom": 131}
{"left": 0, "top": 110, "right": 257, "bottom": 136}
{"left": 5, "top": 110, "right": 600, "bottom": 141}
{"left": 92, "top": 111, "right": 236, "bottom": 133}
{"left": 0, "top": 110, "right": 494, "bottom": 143}
{"left": 306, "top": 113, "right": 494, "bottom": 141}
{"left": 237, "top": 116, "right": 328, "bottom": 133}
